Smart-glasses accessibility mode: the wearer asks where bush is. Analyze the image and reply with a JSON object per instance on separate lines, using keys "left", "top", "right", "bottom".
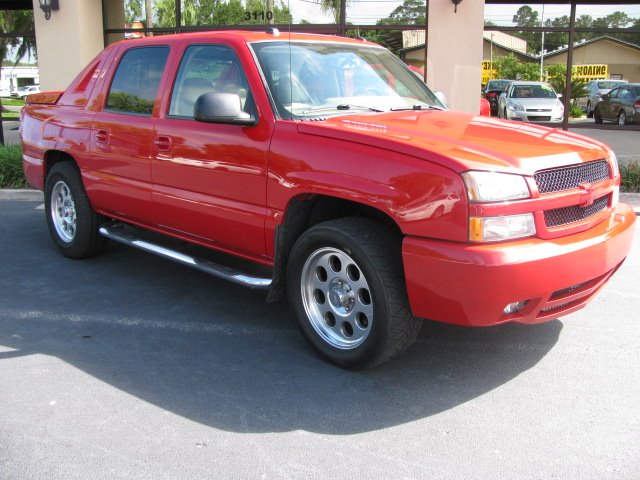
{"left": 620, "top": 162, "right": 640, "bottom": 193}
{"left": 570, "top": 103, "right": 584, "bottom": 118}
{"left": 0, "top": 145, "right": 28, "bottom": 188}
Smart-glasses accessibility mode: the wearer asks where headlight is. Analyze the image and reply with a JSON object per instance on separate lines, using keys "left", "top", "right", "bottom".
{"left": 469, "top": 214, "right": 536, "bottom": 242}
{"left": 462, "top": 171, "right": 530, "bottom": 202}
{"left": 610, "top": 151, "right": 620, "bottom": 207}
{"left": 508, "top": 102, "right": 524, "bottom": 111}
{"left": 609, "top": 151, "right": 619, "bottom": 178}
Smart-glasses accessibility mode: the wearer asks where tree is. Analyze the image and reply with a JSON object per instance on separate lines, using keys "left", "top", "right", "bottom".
{"left": 378, "top": 0, "right": 426, "bottom": 26}
{"left": 512, "top": 5, "right": 540, "bottom": 54}
{"left": 545, "top": 64, "right": 588, "bottom": 101}
{"left": 492, "top": 54, "right": 539, "bottom": 81}
{"left": 543, "top": 16, "right": 569, "bottom": 52}
{"left": 153, "top": 0, "right": 291, "bottom": 28}
{"left": 319, "top": 0, "right": 341, "bottom": 23}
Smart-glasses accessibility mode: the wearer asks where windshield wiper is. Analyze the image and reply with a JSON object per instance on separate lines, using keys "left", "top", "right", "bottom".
{"left": 302, "top": 104, "right": 385, "bottom": 114}
{"left": 390, "top": 104, "right": 445, "bottom": 112}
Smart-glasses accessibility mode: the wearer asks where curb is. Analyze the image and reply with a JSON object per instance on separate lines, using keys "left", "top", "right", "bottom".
{"left": 0, "top": 189, "right": 44, "bottom": 201}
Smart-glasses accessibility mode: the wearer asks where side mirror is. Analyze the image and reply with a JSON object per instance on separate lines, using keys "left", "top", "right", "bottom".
{"left": 194, "top": 92, "right": 257, "bottom": 126}
{"left": 557, "top": 93, "right": 563, "bottom": 99}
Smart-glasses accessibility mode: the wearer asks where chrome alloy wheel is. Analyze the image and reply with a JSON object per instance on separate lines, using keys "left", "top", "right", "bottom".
{"left": 50, "top": 180, "right": 77, "bottom": 242}
{"left": 300, "top": 247, "right": 374, "bottom": 350}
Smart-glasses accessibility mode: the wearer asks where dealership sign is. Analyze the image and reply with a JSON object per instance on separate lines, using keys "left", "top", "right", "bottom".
{"left": 572, "top": 64, "right": 608, "bottom": 79}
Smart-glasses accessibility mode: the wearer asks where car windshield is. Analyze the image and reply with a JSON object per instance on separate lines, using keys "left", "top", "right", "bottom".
{"left": 596, "top": 81, "right": 624, "bottom": 89}
{"left": 250, "top": 40, "right": 444, "bottom": 120}
{"left": 511, "top": 84, "right": 557, "bottom": 99}
{"left": 486, "top": 80, "right": 510, "bottom": 91}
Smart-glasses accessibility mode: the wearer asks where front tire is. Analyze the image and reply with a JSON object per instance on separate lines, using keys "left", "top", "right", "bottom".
{"left": 618, "top": 111, "right": 627, "bottom": 126}
{"left": 44, "top": 162, "right": 106, "bottom": 259}
{"left": 287, "top": 218, "right": 422, "bottom": 369}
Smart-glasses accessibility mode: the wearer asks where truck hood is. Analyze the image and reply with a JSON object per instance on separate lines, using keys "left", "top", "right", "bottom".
{"left": 297, "top": 110, "right": 612, "bottom": 175}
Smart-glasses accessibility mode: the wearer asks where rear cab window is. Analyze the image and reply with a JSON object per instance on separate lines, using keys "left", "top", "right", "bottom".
{"left": 105, "top": 46, "right": 170, "bottom": 115}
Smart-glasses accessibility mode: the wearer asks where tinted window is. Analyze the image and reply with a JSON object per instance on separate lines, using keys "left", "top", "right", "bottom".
{"left": 106, "top": 47, "right": 169, "bottom": 115}
{"left": 486, "top": 80, "right": 510, "bottom": 92}
{"left": 169, "top": 44, "right": 251, "bottom": 118}
{"left": 596, "top": 81, "right": 625, "bottom": 89}
{"left": 510, "top": 84, "right": 556, "bottom": 99}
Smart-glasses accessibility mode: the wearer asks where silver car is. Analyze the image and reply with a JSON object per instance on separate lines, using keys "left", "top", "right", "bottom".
{"left": 498, "top": 81, "right": 564, "bottom": 124}
{"left": 578, "top": 79, "right": 628, "bottom": 118}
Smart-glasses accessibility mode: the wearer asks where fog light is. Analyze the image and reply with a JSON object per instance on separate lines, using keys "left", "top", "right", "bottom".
{"left": 503, "top": 301, "right": 527, "bottom": 315}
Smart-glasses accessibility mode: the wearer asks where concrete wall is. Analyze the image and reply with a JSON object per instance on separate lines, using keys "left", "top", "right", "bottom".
{"left": 427, "top": 0, "right": 485, "bottom": 114}
{"left": 32, "top": 0, "right": 105, "bottom": 91}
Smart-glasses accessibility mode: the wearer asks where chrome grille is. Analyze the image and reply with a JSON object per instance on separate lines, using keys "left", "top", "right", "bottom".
{"left": 534, "top": 160, "right": 610, "bottom": 194}
{"left": 544, "top": 195, "right": 609, "bottom": 227}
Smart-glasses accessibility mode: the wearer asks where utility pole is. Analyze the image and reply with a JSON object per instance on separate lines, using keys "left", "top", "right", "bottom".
{"left": 145, "top": 0, "right": 153, "bottom": 36}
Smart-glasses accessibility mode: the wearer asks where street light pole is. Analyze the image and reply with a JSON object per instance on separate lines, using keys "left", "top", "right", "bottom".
{"left": 540, "top": 4, "right": 545, "bottom": 81}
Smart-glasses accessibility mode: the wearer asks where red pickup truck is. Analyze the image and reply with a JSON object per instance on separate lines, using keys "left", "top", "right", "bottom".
{"left": 21, "top": 30, "right": 635, "bottom": 368}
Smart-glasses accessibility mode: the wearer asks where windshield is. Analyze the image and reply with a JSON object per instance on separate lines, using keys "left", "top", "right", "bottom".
{"left": 250, "top": 40, "right": 445, "bottom": 120}
{"left": 510, "top": 84, "right": 557, "bottom": 99}
{"left": 597, "top": 81, "right": 625, "bottom": 89}
{"left": 486, "top": 80, "right": 510, "bottom": 91}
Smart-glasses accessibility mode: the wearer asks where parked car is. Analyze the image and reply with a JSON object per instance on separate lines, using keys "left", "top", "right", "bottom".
{"left": 577, "top": 79, "right": 628, "bottom": 118}
{"left": 594, "top": 83, "right": 640, "bottom": 125}
{"left": 498, "top": 81, "right": 564, "bottom": 124}
{"left": 484, "top": 79, "right": 512, "bottom": 116}
{"left": 11, "top": 85, "right": 40, "bottom": 99}
{"left": 20, "top": 31, "right": 635, "bottom": 368}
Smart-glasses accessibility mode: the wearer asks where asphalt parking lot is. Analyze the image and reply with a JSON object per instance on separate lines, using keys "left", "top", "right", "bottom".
{"left": 1, "top": 194, "right": 639, "bottom": 478}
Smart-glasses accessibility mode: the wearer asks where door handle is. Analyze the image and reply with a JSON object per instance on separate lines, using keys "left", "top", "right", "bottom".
{"left": 154, "top": 136, "right": 173, "bottom": 152}
{"left": 95, "top": 129, "right": 109, "bottom": 143}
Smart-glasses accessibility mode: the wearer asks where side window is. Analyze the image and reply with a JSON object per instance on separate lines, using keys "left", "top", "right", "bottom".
{"left": 169, "top": 44, "right": 251, "bottom": 118}
{"left": 609, "top": 88, "right": 619, "bottom": 99}
{"left": 106, "top": 46, "right": 169, "bottom": 115}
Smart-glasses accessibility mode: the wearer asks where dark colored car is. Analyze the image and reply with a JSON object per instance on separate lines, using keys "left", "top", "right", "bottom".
{"left": 594, "top": 83, "right": 640, "bottom": 125}
{"left": 484, "top": 79, "right": 511, "bottom": 116}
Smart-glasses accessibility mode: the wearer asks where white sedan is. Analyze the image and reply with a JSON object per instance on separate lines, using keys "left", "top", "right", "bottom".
{"left": 498, "top": 81, "right": 564, "bottom": 124}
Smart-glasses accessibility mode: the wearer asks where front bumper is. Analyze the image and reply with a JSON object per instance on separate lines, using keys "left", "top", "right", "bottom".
{"left": 508, "top": 109, "right": 563, "bottom": 123}
{"left": 402, "top": 203, "right": 636, "bottom": 327}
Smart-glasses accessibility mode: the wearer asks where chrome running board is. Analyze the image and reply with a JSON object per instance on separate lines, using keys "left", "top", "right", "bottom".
{"left": 99, "top": 223, "right": 272, "bottom": 289}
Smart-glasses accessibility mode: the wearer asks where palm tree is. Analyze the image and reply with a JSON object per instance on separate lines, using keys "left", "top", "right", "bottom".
{"left": 319, "top": 0, "right": 343, "bottom": 24}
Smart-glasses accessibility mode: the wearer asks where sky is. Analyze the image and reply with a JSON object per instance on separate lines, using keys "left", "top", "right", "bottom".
{"left": 288, "top": 1, "right": 640, "bottom": 26}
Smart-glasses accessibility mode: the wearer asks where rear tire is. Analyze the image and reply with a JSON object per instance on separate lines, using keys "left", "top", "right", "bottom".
{"left": 44, "top": 162, "right": 106, "bottom": 259}
{"left": 618, "top": 111, "right": 627, "bottom": 126}
{"left": 586, "top": 101, "right": 593, "bottom": 118}
{"left": 594, "top": 108, "right": 603, "bottom": 124}
{"left": 287, "top": 218, "right": 422, "bottom": 369}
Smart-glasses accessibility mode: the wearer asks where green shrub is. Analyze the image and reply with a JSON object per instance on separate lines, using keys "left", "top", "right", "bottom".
{"left": 569, "top": 103, "right": 584, "bottom": 118}
{"left": 0, "top": 144, "right": 28, "bottom": 188}
{"left": 620, "top": 162, "right": 640, "bottom": 193}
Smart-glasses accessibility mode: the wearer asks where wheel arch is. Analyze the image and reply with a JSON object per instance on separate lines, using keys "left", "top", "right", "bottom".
{"left": 44, "top": 150, "right": 80, "bottom": 178}
{"left": 266, "top": 194, "right": 402, "bottom": 303}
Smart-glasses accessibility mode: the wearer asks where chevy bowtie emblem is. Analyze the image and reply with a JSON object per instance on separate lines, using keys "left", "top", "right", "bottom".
{"left": 578, "top": 182, "right": 595, "bottom": 207}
